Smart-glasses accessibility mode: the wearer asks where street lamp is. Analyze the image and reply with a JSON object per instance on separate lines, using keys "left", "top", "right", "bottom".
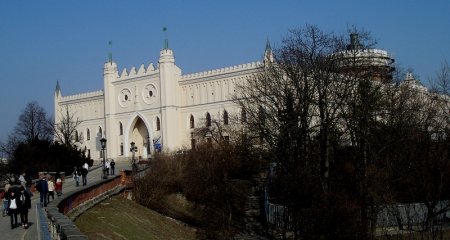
{"left": 146, "top": 135, "right": 151, "bottom": 159}
{"left": 130, "top": 142, "right": 137, "bottom": 173}
{"left": 100, "top": 138, "right": 107, "bottom": 179}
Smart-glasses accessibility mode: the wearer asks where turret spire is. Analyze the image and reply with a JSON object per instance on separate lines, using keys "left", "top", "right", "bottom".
{"left": 264, "top": 38, "right": 274, "bottom": 65}
{"left": 163, "top": 27, "right": 169, "bottom": 49}
{"left": 108, "top": 41, "right": 113, "bottom": 64}
{"left": 55, "top": 80, "right": 60, "bottom": 93}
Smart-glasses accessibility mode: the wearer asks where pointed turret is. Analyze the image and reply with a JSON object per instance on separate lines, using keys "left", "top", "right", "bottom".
{"left": 264, "top": 38, "right": 274, "bottom": 65}
{"left": 54, "top": 80, "right": 62, "bottom": 132}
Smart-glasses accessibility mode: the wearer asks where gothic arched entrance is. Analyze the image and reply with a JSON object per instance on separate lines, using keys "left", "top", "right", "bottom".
{"left": 125, "top": 113, "right": 152, "bottom": 159}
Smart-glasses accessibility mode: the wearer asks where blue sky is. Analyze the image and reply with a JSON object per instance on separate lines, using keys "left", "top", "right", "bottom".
{"left": 0, "top": 0, "right": 449, "bottom": 144}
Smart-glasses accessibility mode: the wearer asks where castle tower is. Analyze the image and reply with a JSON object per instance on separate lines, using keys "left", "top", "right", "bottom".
{"left": 158, "top": 47, "right": 181, "bottom": 151}
{"left": 103, "top": 59, "right": 118, "bottom": 155}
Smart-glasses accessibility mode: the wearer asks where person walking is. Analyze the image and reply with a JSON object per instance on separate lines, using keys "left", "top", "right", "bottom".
{"left": 1, "top": 188, "right": 8, "bottom": 217}
{"left": 18, "top": 172, "right": 26, "bottom": 188}
{"left": 36, "top": 174, "right": 49, "bottom": 207}
{"left": 105, "top": 159, "right": 110, "bottom": 176}
{"left": 55, "top": 177, "right": 63, "bottom": 197}
{"left": 110, "top": 159, "right": 116, "bottom": 175}
{"left": 81, "top": 167, "right": 88, "bottom": 186}
{"left": 73, "top": 167, "right": 80, "bottom": 187}
{"left": 18, "top": 186, "right": 31, "bottom": 229}
{"left": 47, "top": 178, "right": 55, "bottom": 203}
{"left": 7, "top": 189, "right": 19, "bottom": 229}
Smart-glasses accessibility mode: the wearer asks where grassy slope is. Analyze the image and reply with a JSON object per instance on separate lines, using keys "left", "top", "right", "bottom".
{"left": 75, "top": 195, "right": 197, "bottom": 240}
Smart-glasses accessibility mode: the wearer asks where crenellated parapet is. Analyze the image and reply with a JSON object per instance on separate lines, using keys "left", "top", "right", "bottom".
{"left": 60, "top": 90, "right": 104, "bottom": 103}
{"left": 118, "top": 63, "right": 158, "bottom": 80}
{"left": 181, "top": 61, "right": 262, "bottom": 80}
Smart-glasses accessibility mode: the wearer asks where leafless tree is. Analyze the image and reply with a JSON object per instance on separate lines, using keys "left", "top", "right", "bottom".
{"left": 14, "top": 101, "right": 52, "bottom": 143}
{"left": 51, "top": 105, "right": 83, "bottom": 147}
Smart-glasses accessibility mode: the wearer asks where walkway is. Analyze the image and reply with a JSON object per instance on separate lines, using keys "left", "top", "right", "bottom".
{"left": 0, "top": 160, "right": 131, "bottom": 240}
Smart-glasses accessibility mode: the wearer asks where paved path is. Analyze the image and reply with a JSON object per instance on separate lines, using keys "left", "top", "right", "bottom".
{"left": 0, "top": 160, "right": 131, "bottom": 240}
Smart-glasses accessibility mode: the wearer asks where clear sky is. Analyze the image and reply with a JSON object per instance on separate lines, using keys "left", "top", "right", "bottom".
{"left": 0, "top": 0, "right": 449, "bottom": 144}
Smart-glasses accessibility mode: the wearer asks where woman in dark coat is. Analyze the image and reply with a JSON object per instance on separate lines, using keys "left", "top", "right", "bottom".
{"left": 7, "top": 188, "right": 19, "bottom": 229}
{"left": 18, "top": 186, "right": 31, "bottom": 228}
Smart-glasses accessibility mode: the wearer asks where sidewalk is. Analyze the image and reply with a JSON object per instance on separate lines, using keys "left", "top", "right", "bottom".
{"left": 0, "top": 161, "right": 130, "bottom": 240}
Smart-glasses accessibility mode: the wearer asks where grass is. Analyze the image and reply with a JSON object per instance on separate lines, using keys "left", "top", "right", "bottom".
{"left": 75, "top": 194, "right": 197, "bottom": 240}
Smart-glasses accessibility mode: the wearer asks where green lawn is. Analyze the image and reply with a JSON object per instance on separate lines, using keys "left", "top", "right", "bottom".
{"left": 75, "top": 195, "right": 197, "bottom": 240}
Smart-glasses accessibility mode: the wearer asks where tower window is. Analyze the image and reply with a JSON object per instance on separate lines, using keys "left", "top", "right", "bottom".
{"left": 190, "top": 115, "right": 195, "bottom": 129}
{"left": 206, "top": 112, "right": 211, "bottom": 127}
{"left": 119, "top": 122, "right": 123, "bottom": 135}
{"left": 223, "top": 110, "right": 229, "bottom": 125}
{"left": 86, "top": 128, "right": 90, "bottom": 140}
{"left": 156, "top": 117, "right": 161, "bottom": 131}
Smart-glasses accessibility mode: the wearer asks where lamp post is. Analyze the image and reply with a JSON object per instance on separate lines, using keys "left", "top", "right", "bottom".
{"left": 146, "top": 135, "right": 151, "bottom": 159}
{"left": 130, "top": 142, "right": 137, "bottom": 173}
{"left": 100, "top": 138, "right": 107, "bottom": 179}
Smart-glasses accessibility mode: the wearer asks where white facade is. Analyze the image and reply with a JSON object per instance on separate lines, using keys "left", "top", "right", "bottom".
{"left": 55, "top": 47, "right": 267, "bottom": 161}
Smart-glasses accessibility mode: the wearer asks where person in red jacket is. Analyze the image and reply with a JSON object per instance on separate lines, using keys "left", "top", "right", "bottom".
{"left": 55, "top": 177, "right": 63, "bottom": 197}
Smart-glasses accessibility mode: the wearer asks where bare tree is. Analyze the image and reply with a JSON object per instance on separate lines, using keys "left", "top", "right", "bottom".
{"left": 14, "top": 101, "right": 52, "bottom": 143}
{"left": 52, "top": 105, "right": 83, "bottom": 147}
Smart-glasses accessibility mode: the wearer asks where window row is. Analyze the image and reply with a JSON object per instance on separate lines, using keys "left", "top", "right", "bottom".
{"left": 189, "top": 110, "right": 233, "bottom": 129}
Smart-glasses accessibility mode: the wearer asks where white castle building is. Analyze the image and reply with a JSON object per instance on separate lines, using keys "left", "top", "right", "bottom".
{"left": 54, "top": 43, "right": 272, "bottom": 161}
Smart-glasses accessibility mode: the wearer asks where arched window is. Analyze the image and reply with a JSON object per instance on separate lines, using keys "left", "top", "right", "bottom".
{"left": 190, "top": 115, "right": 195, "bottom": 129}
{"left": 75, "top": 130, "right": 79, "bottom": 142}
{"left": 98, "top": 127, "right": 102, "bottom": 137}
{"left": 120, "top": 143, "right": 124, "bottom": 155}
{"left": 86, "top": 128, "right": 90, "bottom": 141}
{"left": 223, "top": 110, "right": 229, "bottom": 125}
{"left": 241, "top": 109, "right": 247, "bottom": 123}
{"left": 119, "top": 122, "right": 123, "bottom": 135}
{"left": 259, "top": 106, "right": 266, "bottom": 125}
{"left": 206, "top": 112, "right": 211, "bottom": 127}
{"left": 156, "top": 117, "right": 161, "bottom": 131}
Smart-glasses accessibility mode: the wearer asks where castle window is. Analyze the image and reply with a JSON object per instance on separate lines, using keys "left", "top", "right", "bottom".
{"left": 98, "top": 127, "right": 102, "bottom": 137}
{"left": 119, "top": 122, "right": 123, "bottom": 135}
{"left": 206, "top": 112, "right": 211, "bottom": 127}
{"left": 190, "top": 115, "right": 195, "bottom": 129}
{"left": 223, "top": 110, "right": 229, "bottom": 125}
{"left": 75, "top": 130, "right": 79, "bottom": 142}
{"left": 86, "top": 128, "right": 90, "bottom": 141}
{"left": 241, "top": 109, "right": 247, "bottom": 123}
{"left": 149, "top": 90, "right": 153, "bottom": 97}
{"left": 156, "top": 117, "right": 161, "bottom": 131}
{"left": 120, "top": 143, "right": 124, "bottom": 155}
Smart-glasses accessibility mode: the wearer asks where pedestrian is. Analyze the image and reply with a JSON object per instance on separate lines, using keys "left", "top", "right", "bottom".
{"left": 110, "top": 159, "right": 116, "bottom": 175}
{"left": 18, "top": 172, "right": 26, "bottom": 188}
{"left": 83, "top": 162, "right": 89, "bottom": 170}
{"left": 1, "top": 188, "right": 8, "bottom": 217}
{"left": 18, "top": 186, "right": 31, "bottom": 229}
{"left": 81, "top": 167, "right": 88, "bottom": 186}
{"left": 36, "top": 174, "right": 49, "bottom": 207}
{"left": 55, "top": 177, "right": 63, "bottom": 197}
{"left": 73, "top": 167, "right": 80, "bottom": 187}
{"left": 7, "top": 189, "right": 19, "bottom": 229}
{"left": 106, "top": 159, "right": 110, "bottom": 176}
{"left": 47, "top": 178, "right": 55, "bottom": 203}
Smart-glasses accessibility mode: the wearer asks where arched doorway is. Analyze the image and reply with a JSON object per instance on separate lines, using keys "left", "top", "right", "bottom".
{"left": 126, "top": 114, "right": 152, "bottom": 159}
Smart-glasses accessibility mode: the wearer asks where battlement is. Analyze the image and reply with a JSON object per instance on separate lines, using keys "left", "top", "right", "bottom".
{"left": 181, "top": 61, "right": 262, "bottom": 80}
{"left": 60, "top": 90, "right": 104, "bottom": 102}
{"left": 118, "top": 63, "right": 158, "bottom": 80}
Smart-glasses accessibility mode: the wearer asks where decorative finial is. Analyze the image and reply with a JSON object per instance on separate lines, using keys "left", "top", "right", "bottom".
{"left": 108, "top": 41, "right": 113, "bottom": 64}
{"left": 163, "top": 27, "right": 168, "bottom": 49}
